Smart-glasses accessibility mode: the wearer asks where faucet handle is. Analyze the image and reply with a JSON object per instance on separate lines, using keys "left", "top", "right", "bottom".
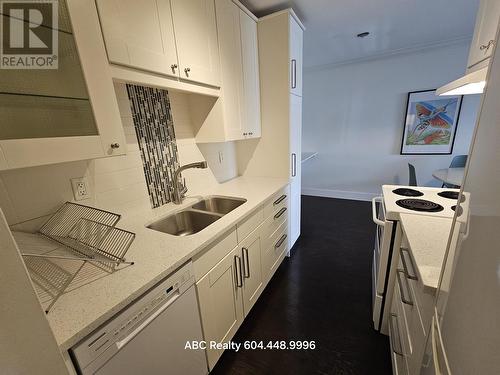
{"left": 181, "top": 178, "right": 188, "bottom": 196}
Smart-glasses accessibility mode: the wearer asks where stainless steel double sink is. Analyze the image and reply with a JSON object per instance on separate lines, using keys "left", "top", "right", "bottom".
{"left": 147, "top": 196, "right": 247, "bottom": 236}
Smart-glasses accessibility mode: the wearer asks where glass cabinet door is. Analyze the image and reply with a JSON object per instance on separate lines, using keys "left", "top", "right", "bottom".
{"left": 0, "top": 0, "right": 98, "bottom": 140}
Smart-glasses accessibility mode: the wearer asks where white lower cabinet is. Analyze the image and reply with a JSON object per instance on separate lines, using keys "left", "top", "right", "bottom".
{"left": 196, "top": 245, "right": 244, "bottom": 369}
{"left": 388, "top": 236, "right": 436, "bottom": 375}
{"left": 240, "top": 226, "right": 264, "bottom": 315}
{"left": 194, "top": 185, "right": 289, "bottom": 370}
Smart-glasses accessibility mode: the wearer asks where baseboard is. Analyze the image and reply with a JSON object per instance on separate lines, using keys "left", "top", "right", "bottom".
{"left": 301, "top": 188, "right": 379, "bottom": 202}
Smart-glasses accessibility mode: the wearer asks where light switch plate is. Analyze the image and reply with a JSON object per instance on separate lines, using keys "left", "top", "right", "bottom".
{"left": 71, "top": 177, "right": 91, "bottom": 201}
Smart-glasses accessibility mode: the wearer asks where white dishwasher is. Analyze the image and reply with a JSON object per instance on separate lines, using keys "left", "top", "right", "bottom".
{"left": 70, "top": 262, "right": 208, "bottom": 375}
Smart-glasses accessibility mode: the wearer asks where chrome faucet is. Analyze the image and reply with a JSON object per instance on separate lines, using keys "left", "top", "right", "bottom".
{"left": 172, "top": 161, "right": 208, "bottom": 204}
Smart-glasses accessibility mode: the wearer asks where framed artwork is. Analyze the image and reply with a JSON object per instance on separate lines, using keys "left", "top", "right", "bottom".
{"left": 400, "top": 89, "right": 463, "bottom": 155}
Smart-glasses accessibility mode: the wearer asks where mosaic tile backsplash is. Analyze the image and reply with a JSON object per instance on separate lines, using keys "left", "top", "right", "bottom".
{"left": 126, "top": 84, "right": 181, "bottom": 208}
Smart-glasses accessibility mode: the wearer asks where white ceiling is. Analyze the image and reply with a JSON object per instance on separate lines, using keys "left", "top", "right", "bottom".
{"left": 241, "top": 0, "right": 480, "bottom": 68}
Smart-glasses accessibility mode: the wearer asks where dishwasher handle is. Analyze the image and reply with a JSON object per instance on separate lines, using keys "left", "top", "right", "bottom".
{"left": 116, "top": 290, "right": 181, "bottom": 350}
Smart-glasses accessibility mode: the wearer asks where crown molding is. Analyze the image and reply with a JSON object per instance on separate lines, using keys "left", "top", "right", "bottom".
{"left": 305, "top": 35, "right": 472, "bottom": 73}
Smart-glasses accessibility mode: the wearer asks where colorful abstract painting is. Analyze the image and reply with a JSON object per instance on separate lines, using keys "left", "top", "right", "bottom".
{"left": 401, "top": 90, "right": 462, "bottom": 154}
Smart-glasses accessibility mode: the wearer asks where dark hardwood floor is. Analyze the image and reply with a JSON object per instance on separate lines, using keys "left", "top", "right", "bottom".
{"left": 212, "top": 196, "right": 392, "bottom": 375}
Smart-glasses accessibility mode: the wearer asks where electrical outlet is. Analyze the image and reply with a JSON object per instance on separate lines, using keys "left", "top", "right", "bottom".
{"left": 71, "top": 177, "right": 91, "bottom": 201}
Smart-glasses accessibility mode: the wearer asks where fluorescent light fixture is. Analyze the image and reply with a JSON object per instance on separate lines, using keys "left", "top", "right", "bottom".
{"left": 438, "top": 81, "right": 486, "bottom": 96}
{"left": 437, "top": 67, "right": 488, "bottom": 96}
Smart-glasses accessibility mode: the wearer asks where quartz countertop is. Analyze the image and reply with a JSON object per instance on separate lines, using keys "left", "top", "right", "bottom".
{"left": 399, "top": 213, "right": 455, "bottom": 291}
{"left": 18, "top": 176, "right": 288, "bottom": 351}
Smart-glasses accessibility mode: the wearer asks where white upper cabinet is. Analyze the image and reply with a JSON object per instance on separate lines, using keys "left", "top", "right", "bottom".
{"left": 97, "top": 0, "right": 221, "bottom": 87}
{"left": 289, "top": 16, "right": 303, "bottom": 97}
{"left": 215, "top": 0, "right": 244, "bottom": 140}
{"left": 212, "top": 0, "right": 261, "bottom": 141}
{"left": 95, "top": 0, "right": 179, "bottom": 78}
{"left": 171, "top": 0, "right": 221, "bottom": 86}
{"left": 467, "top": 0, "right": 500, "bottom": 70}
{"left": 240, "top": 8, "right": 262, "bottom": 138}
{"left": 0, "top": 0, "right": 126, "bottom": 170}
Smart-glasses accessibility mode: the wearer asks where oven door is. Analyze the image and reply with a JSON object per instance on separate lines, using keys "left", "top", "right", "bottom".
{"left": 372, "top": 197, "right": 394, "bottom": 295}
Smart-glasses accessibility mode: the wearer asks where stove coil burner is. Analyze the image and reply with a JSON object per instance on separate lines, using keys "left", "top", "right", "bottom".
{"left": 451, "top": 205, "right": 464, "bottom": 216}
{"left": 438, "top": 191, "right": 465, "bottom": 202}
{"left": 392, "top": 188, "right": 424, "bottom": 197}
{"left": 396, "top": 199, "right": 444, "bottom": 212}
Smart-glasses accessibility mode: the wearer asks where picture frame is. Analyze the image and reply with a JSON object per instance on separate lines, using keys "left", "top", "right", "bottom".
{"left": 400, "top": 89, "right": 463, "bottom": 155}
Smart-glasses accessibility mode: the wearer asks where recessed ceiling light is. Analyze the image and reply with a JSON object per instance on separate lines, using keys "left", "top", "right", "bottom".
{"left": 357, "top": 32, "right": 370, "bottom": 38}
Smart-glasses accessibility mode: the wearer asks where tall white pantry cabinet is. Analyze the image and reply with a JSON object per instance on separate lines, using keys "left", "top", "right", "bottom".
{"left": 255, "top": 9, "right": 304, "bottom": 251}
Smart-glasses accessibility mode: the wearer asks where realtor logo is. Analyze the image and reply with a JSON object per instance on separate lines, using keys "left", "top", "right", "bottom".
{"left": 0, "top": 0, "right": 58, "bottom": 69}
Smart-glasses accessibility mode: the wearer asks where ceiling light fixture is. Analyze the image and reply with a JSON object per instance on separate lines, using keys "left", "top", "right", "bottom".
{"left": 357, "top": 32, "right": 370, "bottom": 38}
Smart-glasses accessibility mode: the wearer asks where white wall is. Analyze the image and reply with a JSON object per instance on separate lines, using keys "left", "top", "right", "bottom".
{"left": 0, "top": 83, "right": 238, "bottom": 227}
{"left": 301, "top": 41, "right": 481, "bottom": 201}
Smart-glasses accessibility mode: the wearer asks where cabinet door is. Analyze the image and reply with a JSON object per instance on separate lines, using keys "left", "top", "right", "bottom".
{"left": 240, "top": 10, "right": 261, "bottom": 139}
{"left": 240, "top": 226, "right": 264, "bottom": 316}
{"left": 96, "top": 0, "right": 179, "bottom": 77}
{"left": 0, "top": 0, "right": 126, "bottom": 170}
{"left": 289, "top": 16, "right": 303, "bottom": 97}
{"left": 215, "top": 0, "right": 244, "bottom": 140}
{"left": 171, "top": 0, "right": 221, "bottom": 87}
{"left": 467, "top": 0, "right": 500, "bottom": 69}
{"left": 289, "top": 94, "right": 302, "bottom": 249}
{"left": 196, "top": 246, "right": 244, "bottom": 370}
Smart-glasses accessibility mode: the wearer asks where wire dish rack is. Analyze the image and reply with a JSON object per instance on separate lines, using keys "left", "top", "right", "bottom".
{"left": 20, "top": 202, "right": 135, "bottom": 312}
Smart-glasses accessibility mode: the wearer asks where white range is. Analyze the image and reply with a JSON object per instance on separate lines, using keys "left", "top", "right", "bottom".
{"left": 371, "top": 185, "right": 469, "bottom": 334}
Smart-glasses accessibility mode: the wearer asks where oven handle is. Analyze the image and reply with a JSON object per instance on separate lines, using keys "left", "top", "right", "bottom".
{"left": 116, "top": 289, "right": 181, "bottom": 350}
{"left": 372, "top": 197, "right": 385, "bottom": 226}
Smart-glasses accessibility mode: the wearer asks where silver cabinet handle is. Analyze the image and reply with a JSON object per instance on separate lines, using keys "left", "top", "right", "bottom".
{"left": 291, "top": 59, "right": 297, "bottom": 89}
{"left": 274, "top": 207, "right": 287, "bottom": 220}
{"left": 396, "top": 269, "right": 413, "bottom": 305}
{"left": 480, "top": 40, "right": 495, "bottom": 53}
{"left": 273, "top": 194, "right": 287, "bottom": 206}
{"left": 400, "top": 248, "right": 418, "bottom": 280}
{"left": 275, "top": 234, "right": 287, "bottom": 249}
{"left": 389, "top": 313, "right": 404, "bottom": 356}
{"left": 110, "top": 143, "right": 120, "bottom": 149}
{"left": 234, "top": 255, "right": 243, "bottom": 287}
{"left": 291, "top": 153, "right": 297, "bottom": 177}
{"left": 242, "top": 247, "right": 250, "bottom": 278}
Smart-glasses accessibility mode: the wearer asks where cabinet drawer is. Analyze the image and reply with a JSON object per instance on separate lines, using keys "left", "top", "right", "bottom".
{"left": 236, "top": 207, "right": 264, "bottom": 242}
{"left": 263, "top": 186, "right": 289, "bottom": 218}
{"left": 389, "top": 299, "right": 409, "bottom": 375}
{"left": 193, "top": 228, "right": 238, "bottom": 281}
{"left": 262, "top": 224, "right": 288, "bottom": 283}
{"left": 407, "top": 276, "right": 433, "bottom": 334}
{"left": 394, "top": 272, "right": 412, "bottom": 357}
{"left": 261, "top": 206, "right": 288, "bottom": 250}
{"left": 397, "top": 253, "right": 426, "bottom": 338}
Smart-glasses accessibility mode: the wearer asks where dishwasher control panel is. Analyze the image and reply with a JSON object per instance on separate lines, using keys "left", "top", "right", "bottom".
{"left": 70, "top": 262, "right": 194, "bottom": 371}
